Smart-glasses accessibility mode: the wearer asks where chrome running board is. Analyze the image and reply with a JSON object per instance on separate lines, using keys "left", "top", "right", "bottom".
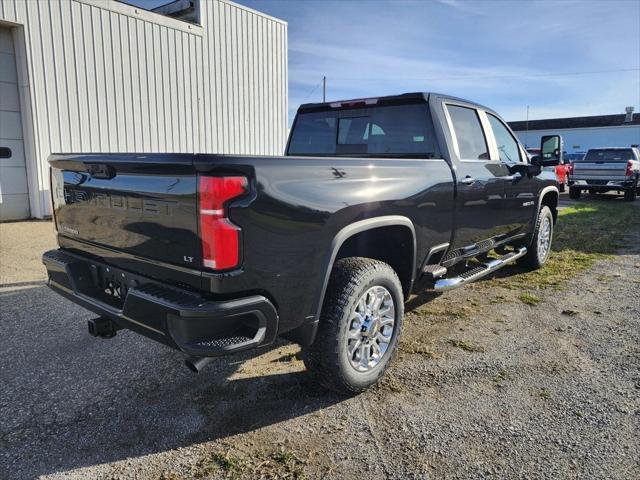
{"left": 433, "top": 246, "right": 527, "bottom": 292}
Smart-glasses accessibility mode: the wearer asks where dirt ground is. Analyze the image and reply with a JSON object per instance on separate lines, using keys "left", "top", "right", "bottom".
{"left": 1, "top": 197, "right": 638, "bottom": 479}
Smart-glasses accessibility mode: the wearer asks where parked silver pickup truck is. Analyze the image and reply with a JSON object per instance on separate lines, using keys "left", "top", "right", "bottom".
{"left": 569, "top": 147, "right": 640, "bottom": 201}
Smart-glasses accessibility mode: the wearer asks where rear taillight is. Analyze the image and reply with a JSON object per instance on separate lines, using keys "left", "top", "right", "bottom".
{"left": 625, "top": 160, "right": 633, "bottom": 177}
{"left": 198, "top": 176, "right": 248, "bottom": 270}
{"left": 568, "top": 161, "right": 574, "bottom": 176}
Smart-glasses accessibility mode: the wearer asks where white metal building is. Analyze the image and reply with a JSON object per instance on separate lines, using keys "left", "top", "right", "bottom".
{"left": 509, "top": 109, "right": 640, "bottom": 155}
{"left": 0, "top": 0, "right": 287, "bottom": 221}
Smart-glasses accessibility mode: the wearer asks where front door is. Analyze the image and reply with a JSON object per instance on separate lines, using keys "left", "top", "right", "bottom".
{"left": 444, "top": 103, "right": 512, "bottom": 250}
{"left": 484, "top": 112, "right": 537, "bottom": 237}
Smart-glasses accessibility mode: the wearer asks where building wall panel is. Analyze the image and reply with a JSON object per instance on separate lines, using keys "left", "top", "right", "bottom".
{"left": 0, "top": 0, "right": 287, "bottom": 218}
{"left": 515, "top": 125, "right": 640, "bottom": 153}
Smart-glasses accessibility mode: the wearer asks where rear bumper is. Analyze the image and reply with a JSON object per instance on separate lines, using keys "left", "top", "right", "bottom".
{"left": 568, "top": 178, "right": 636, "bottom": 190}
{"left": 42, "top": 249, "right": 278, "bottom": 357}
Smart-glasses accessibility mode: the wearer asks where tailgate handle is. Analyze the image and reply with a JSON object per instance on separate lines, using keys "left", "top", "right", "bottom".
{"left": 87, "top": 164, "right": 115, "bottom": 179}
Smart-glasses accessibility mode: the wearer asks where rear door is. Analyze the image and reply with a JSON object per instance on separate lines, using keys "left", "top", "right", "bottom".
{"left": 443, "top": 102, "right": 512, "bottom": 249}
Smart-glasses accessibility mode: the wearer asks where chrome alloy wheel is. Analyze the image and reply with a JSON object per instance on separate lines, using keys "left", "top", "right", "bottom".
{"left": 538, "top": 215, "right": 552, "bottom": 261}
{"left": 346, "top": 286, "right": 396, "bottom": 372}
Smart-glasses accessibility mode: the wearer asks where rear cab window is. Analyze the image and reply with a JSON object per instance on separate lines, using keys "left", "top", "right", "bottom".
{"left": 582, "top": 149, "right": 635, "bottom": 162}
{"left": 287, "top": 102, "right": 440, "bottom": 158}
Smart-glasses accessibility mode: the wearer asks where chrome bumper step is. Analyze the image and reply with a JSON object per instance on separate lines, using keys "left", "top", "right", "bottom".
{"left": 433, "top": 246, "right": 527, "bottom": 292}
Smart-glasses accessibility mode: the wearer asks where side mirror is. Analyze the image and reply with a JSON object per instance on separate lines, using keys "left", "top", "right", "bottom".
{"left": 537, "top": 135, "right": 563, "bottom": 166}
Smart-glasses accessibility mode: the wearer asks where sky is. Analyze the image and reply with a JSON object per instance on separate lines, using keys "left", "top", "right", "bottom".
{"left": 125, "top": 0, "right": 640, "bottom": 123}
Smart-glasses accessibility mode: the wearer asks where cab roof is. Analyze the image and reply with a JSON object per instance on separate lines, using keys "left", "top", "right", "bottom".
{"left": 297, "top": 92, "right": 493, "bottom": 114}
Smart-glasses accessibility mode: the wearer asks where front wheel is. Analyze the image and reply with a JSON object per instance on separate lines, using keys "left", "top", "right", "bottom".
{"left": 517, "top": 205, "right": 554, "bottom": 270}
{"left": 302, "top": 257, "right": 404, "bottom": 395}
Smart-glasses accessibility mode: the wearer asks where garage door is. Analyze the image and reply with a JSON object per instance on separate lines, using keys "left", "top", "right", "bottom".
{"left": 0, "top": 26, "right": 29, "bottom": 221}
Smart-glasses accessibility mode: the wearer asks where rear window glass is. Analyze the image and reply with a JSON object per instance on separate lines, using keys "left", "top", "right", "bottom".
{"left": 446, "top": 105, "right": 489, "bottom": 160}
{"left": 583, "top": 149, "right": 634, "bottom": 162}
{"left": 287, "top": 103, "right": 439, "bottom": 158}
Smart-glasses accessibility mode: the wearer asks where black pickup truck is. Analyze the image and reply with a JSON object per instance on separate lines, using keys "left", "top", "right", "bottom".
{"left": 43, "top": 92, "right": 561, "bottom": 394}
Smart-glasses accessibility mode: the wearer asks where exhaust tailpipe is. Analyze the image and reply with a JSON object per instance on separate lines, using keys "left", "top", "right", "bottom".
{"left": 185, "top": 356, "right": 215, "bottom": 373}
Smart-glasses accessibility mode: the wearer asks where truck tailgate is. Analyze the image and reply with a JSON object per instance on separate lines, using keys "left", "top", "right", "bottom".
{"left": 50, "top": 154, "right": 202, "bottom": 288}
{"left": 572, "top": 162, "right": 628, "bottom": 181}
{"left": 572, "top": 149, "right": 636, "bottom": 182}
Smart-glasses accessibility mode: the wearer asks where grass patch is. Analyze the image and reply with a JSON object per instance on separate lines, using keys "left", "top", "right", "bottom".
{"left": 492, "top": 368, "right": 511, "bottom": 387}
{"left": 499, "top": 201, "right": 640, "bottom": 289}
{"left": 518, "top": 293, "right": 540, "bottom": 306}
{"left": 539, "top": 388, "right": 552, "bottom": 400}
{"left": 401, "top": 340, "right": 438, "bottom": 357}
{"left": 270, "top": 447, "right": 306, "bottom": 478}
{"left": 448, "top": 339, "right": 485, "bottom": 353}
{"left": 415, "top": 303, "right": 472, "bottom": 319}
{"left": 194, "top": 447, "right": 307, "bottom": 480}
{"left": 194, "top": 451, "right": 245, "bottom": 479}
{"left": 376, "top": 375, "right": 405, "bottom": 393}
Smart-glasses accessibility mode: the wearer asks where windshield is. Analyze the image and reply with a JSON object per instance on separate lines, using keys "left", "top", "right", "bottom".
{"left": 582, "top": 149, "right": 634, "bottom": 162}
{"left": 287, "top": 103, "right": 439, "bottom": 158}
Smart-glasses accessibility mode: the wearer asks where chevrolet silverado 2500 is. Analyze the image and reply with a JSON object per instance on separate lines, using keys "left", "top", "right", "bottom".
{"left": 43, "top": 93, "right": 562, "bottom": 394}
{"left": 568, "top": 147, "right": 640, "bottom": 201}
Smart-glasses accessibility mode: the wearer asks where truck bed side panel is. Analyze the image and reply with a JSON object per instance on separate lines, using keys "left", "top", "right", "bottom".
{"left": 195, "top": 155, "right": 455, "bottom": 333}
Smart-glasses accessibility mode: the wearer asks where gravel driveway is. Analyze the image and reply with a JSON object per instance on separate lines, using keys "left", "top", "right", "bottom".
{"left": 1, "top": 200, "right": 638, "bottom": 479}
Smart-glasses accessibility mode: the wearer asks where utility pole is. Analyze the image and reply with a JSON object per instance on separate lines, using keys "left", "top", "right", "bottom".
{"left": 322, "top": 76, "right": 326, "bottom": 102}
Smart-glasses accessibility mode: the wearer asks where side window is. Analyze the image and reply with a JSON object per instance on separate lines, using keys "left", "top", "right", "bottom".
{"left": 446, "top": 105, "right": 489, "bottom": 160}
{"left": 487, "top": 113, "right": 522, "bottom": 163}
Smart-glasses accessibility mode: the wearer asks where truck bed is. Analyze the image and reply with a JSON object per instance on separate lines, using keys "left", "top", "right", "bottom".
{"left": 48, "top": 152, "right": 455, "bottom": 340}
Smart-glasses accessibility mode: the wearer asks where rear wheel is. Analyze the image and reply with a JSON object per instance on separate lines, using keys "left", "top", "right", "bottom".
{"left": 569, "top": 187, "right": 581, "bottom": 200}
{"left": 302, "top": 257, "right": 404, "bottom": 395}
{"left": 517, "top": 206, "right": 554, "bottom": 270}
{"left": 624, "top": 186, "right": 637, "bottom": 202}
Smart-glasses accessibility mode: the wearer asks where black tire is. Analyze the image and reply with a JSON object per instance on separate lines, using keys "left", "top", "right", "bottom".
{"left": 624, "top": 184, "right": 637, "bottom": 202}
{"left": 302, "top": 257, "right": 404, "bottom": 395}
{"left": 517, "top": 206, "right": 554, "bottom": 270}
{"left": 569, "top": 187, "right": 581, "bottom": 200}
{"left": 588, "top": 188, "right": 597, "bottom": 196}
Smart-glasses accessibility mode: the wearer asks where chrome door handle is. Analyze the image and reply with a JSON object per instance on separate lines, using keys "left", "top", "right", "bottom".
{"left": 460, "top": 176, "right": 475, "bottom": 185}
{"left": 504, "top": 173, "right": 522, "bottom": 181}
